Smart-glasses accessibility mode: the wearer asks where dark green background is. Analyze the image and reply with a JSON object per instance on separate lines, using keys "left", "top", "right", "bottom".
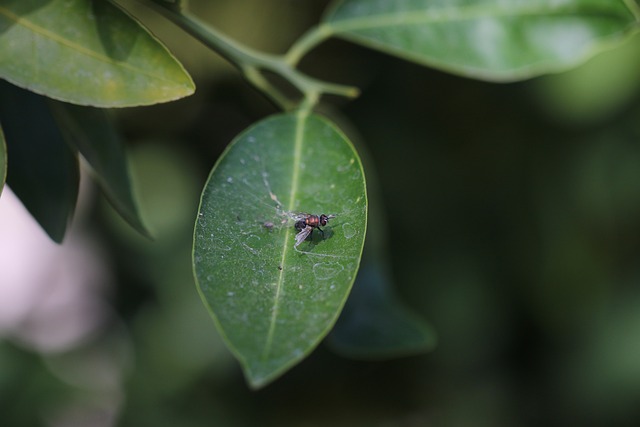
{"left": 3, "top": 0, "right": 640, "bottom": 426}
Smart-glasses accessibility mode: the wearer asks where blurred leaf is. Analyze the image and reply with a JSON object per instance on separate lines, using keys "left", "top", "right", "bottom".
{"left": 49, "top": 102, "right": 150, "bottom": 237}
{"left": 0, "top": 125, "right": 6, "bottom": 196}
{"left": 323, "top": 0, "right": 639, "bottom": 81}
{"left": 326, "top": 133, "right": 436, "bottom": 359}
{"left": 533, "top": 31, "right": 640, "bottom": 124}
{"left": 558, "top": 288, "right": 640, "bottom": 422}
{"left": 193, "top": 111, "right": 367, "bottom": 388}
{"left": 0, "top": 0, "right": 194, "bottom": 107}
{"left": 328, "top": 262, "right": 437, "bottom": 359}
{"left": 0, "top": 343, "right": 75, "bottom": 426}
{"left": 106, "top": 142, "right": 202, "bottom": 246}
{"left": 0, "top": 81, "right": 78, "bottom": 243}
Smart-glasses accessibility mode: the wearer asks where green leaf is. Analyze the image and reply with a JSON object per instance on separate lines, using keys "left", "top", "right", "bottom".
{"left": 533, "top": 31, "right": 640, "bottom": 124}
{"left": 193, "top": 111, "right": 368, "bottom": 388}
{"left": 0, "top": 81, "right": 79, "bottom": 243}
{"left": 0, "top": 125, "right": 6, "bottom": 196}
{"left": 0, "top": 0, "right": 194, "bottom": 107}
{"left": 323, "top": 0, "right": 639, "bottom": 81}
{"left": 327, "top": 152, "right": 436, "bottom": 359}
{"left": 328, "top": 262, "right": 437, "bottom": 359}
{"left": 49, "top": 102, "right": 150, "bottom": 237}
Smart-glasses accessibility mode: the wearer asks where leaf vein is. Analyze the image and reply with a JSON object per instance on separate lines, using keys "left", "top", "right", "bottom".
{"left": 0, "top": 6, "right": 178, "bottom": 85}
{"left": 262, "top": 110, "right": 307, "bottom": 359}
{"left": 326, "top": 5, "right": 631, "bottom": 33}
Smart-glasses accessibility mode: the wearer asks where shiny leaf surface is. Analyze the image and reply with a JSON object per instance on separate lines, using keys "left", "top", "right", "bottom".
{"left": 323, "top": 0, "right": 639, "bottom": 81}
{"left": 0, "top": 0, "right": 194, "bottom": 107}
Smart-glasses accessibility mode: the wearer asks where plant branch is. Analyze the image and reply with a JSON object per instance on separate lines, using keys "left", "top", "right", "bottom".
{"left": 132, "top": 0, "right": 358, "bottom": 110}
{"left": 284, "top": 24, "right": 333, "bottom": 67}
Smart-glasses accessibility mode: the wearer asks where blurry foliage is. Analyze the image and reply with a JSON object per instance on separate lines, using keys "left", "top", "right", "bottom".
{"left": 2, "top": 0, "right": 640, "bottom": 426}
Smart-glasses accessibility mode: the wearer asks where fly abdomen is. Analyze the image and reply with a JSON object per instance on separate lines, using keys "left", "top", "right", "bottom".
{"left": 293, "top": 213, "right": 336, "bottom": 248}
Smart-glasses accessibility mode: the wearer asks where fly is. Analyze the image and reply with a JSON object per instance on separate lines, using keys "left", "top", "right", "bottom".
{"left": 293, "top": 214, "right": 336, "bottom": 248}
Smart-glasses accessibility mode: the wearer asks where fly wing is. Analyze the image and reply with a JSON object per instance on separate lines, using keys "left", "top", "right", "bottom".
{"left": 290, "top": 212, "right": 309, "bottom": 221}
{"left": 294, "top": 225, "right": 312, "bottom": 248}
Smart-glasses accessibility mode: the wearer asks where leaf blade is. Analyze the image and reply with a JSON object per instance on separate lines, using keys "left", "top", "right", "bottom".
{"left": 0, "top": 81, "right": 79, "bottom": 243}
{"left": 328, "top": 262, "right": 437, "bottom": 359}
{"left": 0, "top": 0, "right": 194, "bottom": 107}
{"left": 323, "top": 0, "right": 638, "bottom": 81}
{"left": 49, "top": 102, "right": 150, "bottom": 237}
{"left": 193, "top": 112, "right": 367, "bottom": 388}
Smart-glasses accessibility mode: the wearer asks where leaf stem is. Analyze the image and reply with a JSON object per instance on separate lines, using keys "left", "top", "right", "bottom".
{"left": 284, "top": 24, "right": 333, "bottom": 67}
{"left": 131, "top": 0, "right": 358, "bottom": 110}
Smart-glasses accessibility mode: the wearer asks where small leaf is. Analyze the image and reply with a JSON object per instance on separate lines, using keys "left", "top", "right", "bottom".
{"left": 0, "top": 0, "right": 194, "bottom": 107}
{"left": 193, "top": 111, "right": 367, "bottom": 388}
{"left": 49, "top": 102, "right": 150, "bottom": 237}
{"left": 323, "top": 0, "right": 639, "bottom": 81}
{"left": 0, "top": 125, "right": 6, "bottom": 196}
{"left": 0, "top": 81, "right": 78, "bottom": 243}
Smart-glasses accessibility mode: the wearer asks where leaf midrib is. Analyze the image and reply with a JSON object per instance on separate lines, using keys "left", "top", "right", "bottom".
{"left": 0, "top": 6, "right": 177, "bottom": 84}
{"left": 262, "top": 110, "right": 307, "bottom": 359}
{"left": 325, "top": 4, "right": 631, "bottom": 33}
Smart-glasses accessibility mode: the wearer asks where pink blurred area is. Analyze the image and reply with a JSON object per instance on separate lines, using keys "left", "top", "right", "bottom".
{"left": 0, "top": 187, "right": 111, "bottom": 353}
